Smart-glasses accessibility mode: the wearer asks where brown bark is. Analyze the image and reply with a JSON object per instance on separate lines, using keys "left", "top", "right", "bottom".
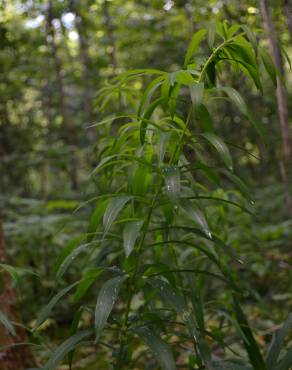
{"left": 0, "top": 224, "right": 37, "bottom": 370}
{"left": 260, "top": 0, "right": 292, "bottom": 211}
{"left": 46, "top": 0, "right": 78, "bottom": 190}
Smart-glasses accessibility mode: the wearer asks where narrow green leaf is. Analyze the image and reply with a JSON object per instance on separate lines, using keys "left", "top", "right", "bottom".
{"left": 0, "top": 309, "right": 16, "bottom": 336}
{"left": 157, "top": 132, "right": 171, "bottom": 165}
{"left": 241, "top": 25, "right": 258, "bottom": 53}
{"left": 54, "top": 235, "right": 85, "bottom": 274}
{"left": 266, "top": 313, "right": 292, "bottom": 370}
{"left": 103, "top": 196, "right": 133, "bottom": 236}
{"left": 148, "top": 278, "right": 185, "bottom": 314}
{"left": 175, "top": 70, "right": 195, "bottom": 85}
{"left": 148, "top": 278, "right": 198, "bottom": 340}
{"left": 135, "top": 326, "right": 176, "bottom": 370}
{"left": 74, "top": 268, "right": 103, "bottom": 302}
{"left": 91, "top": 154, "right": 119, "bottom": 174}
{"left": 123, "top": 220, "right": 144, "bottom": 257}
{"left": 180, "top": 199, "right": 211, "bottom": 238}
{"left": 260, "top": 47, "right": 277, "bottom": 86}
{"left": 222, "top": 170, "right": 252, "bottom": 202}
{"left": 277, "top": 348, "right": 292, "bottom": 370}
{"left": 138, "top": 75, "right": 165, "bottom": 116}
{"left": 184, "top": 29, "right": 207, "bottom": 67}
{"left": 95, "top": 275, "right": 127, "bottom": 342}
{"left": 282, "top": 47, "right": 292, "bottom": 69}
{"left": 169, "top": 83, "right": 181, "bottom": 118}
{"left": 131, "top": 164, "right": 151, "bottom": 196}
{"left": 163, "top": 166, "right": 180, "bottom": 204}
{"left": 207, "top": 23, "right": 216, "bottom": 49}
{"left": 34, "top": 281, "right": 79, "bottom": 329}
{"left": 233, "top": 295, "right": 267, "bottom": 370}
{"left": 201, "top": 133, "right": 233, "bottom": 171}
{"left": 189, "top": 82, "right": 204, "bottom": 107}
{"left": 68, "top": 307, "right": 84, "bottom": 370}
{"left": 135, "top": 326, "right": 177, "bottom": 370}
{"left": 227, "top": 24, "right": 240, "bottom": 38}
{"left": 0, "top": 263, "right": 39, "bottom": 284}
{"left": 220, "top": 87, "right": 264, "bottom": 136}
{"left": 196, "top": 103, "right": 214, "bottom": 132}
{"left": 87, "top": 199, "right": 109, "bottom": 242}
{"left": 140, "top": 97, "right": 164, "bottom": 144}
{"left": 44, "top": 330, "right": 93, "bottom": 370}
{"left": 56, "top": 244, "right": 89, "bottom": 281}
{"left": 221, "top": 86, "right": 247, "bottom": 114}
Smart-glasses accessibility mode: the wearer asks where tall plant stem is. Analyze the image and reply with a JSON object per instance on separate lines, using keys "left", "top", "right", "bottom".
{"left": 115, "top": 179, "right": 163, "bottom": 369}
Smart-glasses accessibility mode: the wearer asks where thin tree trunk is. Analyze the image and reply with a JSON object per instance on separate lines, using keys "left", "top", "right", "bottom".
{"left": 260, "top": 0, "right": 292, "bottom": 212}
{"left": 103, "top": 0, "right": 117, "bottom": 69}
{"left": 46, "top": 0, "right": 78, "bottom": 190}
{"left": 71, "top": 0, "right": 94, "bottom": 124}
{"left": 0, "top": 223, "right": 37, "bottom": 370}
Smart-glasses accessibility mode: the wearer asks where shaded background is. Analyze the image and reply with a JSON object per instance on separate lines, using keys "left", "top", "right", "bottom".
{"left": 0, "top": 0, "right": 291, "bottom": 369}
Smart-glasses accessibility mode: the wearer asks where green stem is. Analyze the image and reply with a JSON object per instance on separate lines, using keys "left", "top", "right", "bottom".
{"left": 115, "top": 179, "right": 163, "bottom": 369}
{"left": 198, "top": 32, "right": 245, "bottom": 83}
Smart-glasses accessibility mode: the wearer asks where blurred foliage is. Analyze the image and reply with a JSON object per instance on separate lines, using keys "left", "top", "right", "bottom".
{"left": 0, "top": 0, "right": 291, "bottom": 369}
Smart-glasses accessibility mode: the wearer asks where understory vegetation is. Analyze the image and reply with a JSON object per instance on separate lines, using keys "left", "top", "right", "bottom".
{"left": 0, "top": 1, "right": 291, "bottom": 370}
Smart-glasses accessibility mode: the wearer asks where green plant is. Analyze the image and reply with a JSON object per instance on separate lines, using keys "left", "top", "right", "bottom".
{"left": 31, "top": 22, "right": 292, "bottom": 370}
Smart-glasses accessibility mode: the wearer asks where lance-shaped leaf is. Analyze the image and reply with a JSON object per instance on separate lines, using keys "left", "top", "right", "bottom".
{"left": 277, "top": 348, "right": 292, "bottom": 370}
{"left": 138, "top": 75, "right": 165, "bottom": 116}
{"left": 44, "top": 329, "right": 93, "bottom": 370}
{"left": 157, "top": 132, "right": 171, "bottom": 165}
{"left": 260, "top": 47, "right": 277, "bottom": 87}
{"left": 135, "top": 326, "right": 177, "bottom": 370}
{"left": 220, "top": 86, "right": 264, "bottom": 136}
{"left": 0, "top": 309, "right": 16, "bottom": 336}
{"left": 0, "top": 263, "right": 39, "bottom": 285}
{"left": 148, "top": 278, "right": 198, "bottom": 339}
{"left": 201, "top": 133, "right": 233, "bottom": 171}
{"left": 74, "top": 268, "right": 103, "bottom": 302}
{"left": 34, "top": 281, "right": 79, "bottom": 329}
{"left": 233, "top": 295, "right": 267, "bottom": 370}
{"left": 56, "top": 244, "right": 89, "bottom": 282}
{"left": 68, "top": 307, "right": 84, "bottom": 370}
{"left": 184, "top": 29, "right": 206, "bottom": 67}
{"left": 189, "top": 82, "right": 204, "bottom": 107}
{"left": 196, "top": 103, "right": 214, "bottom": 133}
{"left": 123, "top": 220, "right": 144, "bottom": 257}
{"left": 241, "top": 24, "right": 258, "bottom": 53}
{"left": 169, "top": 83, "right": 181, "bottom": 118}
{"left": 175, "top": 70, "right": 195, "bottom": 85}
{"left": 140, "top": 97, "right": 164, "bottom": 144}
{"left": 95, "top": 275, "right": 127, "bottom": 342}
{"left": 54, "top": 235, "right": 84, "bottom": 275}
{"left": 103, "top": 196, "right": 133, "bottom": 236}
{"left": 266, "top": 313, "right": 292, "bottom": 370}
{"left": 87, "top": 199, "right": 109, "bottom": 242}
{"left": 180, "top": 199, "right": 211, "bottom": 238}
{"left": 163, "top": 166, "right": 180, "bottom": 204}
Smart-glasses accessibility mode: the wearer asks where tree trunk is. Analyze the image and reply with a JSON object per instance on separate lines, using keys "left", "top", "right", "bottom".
{"left": 260, "top": 0, "right": 292, "bottom": 212}
{"left": 103, "top": 0, "right": 117, "bottom": 69}
{"left": 46, "top": 0, "right": 78, "bottom": 190}
{"left": 0, "top": 223, "right": 37, "bottom": 370}
{"left": 71, "top": 0, "right": 94, "bottom": 124}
